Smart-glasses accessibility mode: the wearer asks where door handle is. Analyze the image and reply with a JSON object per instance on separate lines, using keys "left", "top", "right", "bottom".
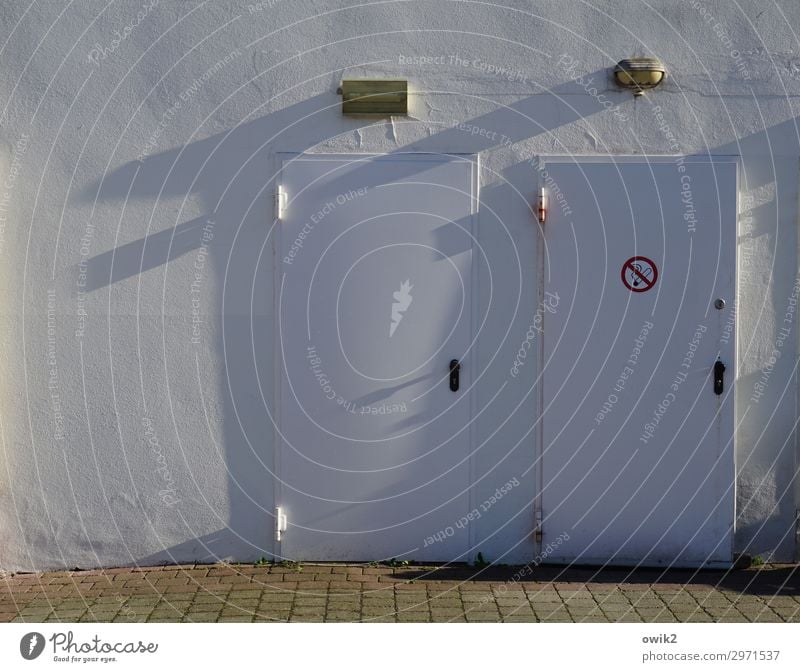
{"left": 714, "top": 360, "right": 725, "bottom": 395}
{"left": 449, "top": 359, "right": 460, "bottom": 392}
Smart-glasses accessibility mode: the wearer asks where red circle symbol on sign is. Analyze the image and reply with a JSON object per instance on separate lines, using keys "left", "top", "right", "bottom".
{"left": 621, "top": 256, "right": 658, "bottom": 292}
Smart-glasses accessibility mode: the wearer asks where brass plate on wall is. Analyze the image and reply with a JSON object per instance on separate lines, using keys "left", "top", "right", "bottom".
{"left": 341, "top": 79, "right": 408, "bottom": 114}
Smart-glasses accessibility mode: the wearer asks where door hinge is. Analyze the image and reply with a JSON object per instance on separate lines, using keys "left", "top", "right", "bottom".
{"left": 274, "top": 185, "right": 287, "bottom": 220}
{"left": 275, "top": 507, "right": 288, "bottom": 542}
{"left": 534, "top": 508, "right": 543, "bottom": 544}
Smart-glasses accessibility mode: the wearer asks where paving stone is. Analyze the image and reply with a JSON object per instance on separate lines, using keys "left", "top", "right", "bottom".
{"left": 289, "top": 615, "right": 325, "bottom": 622}
{"left": 148, "top": 607, "right": 186, "bottom": 617}
{"left": 217, "top": 616, "right": 254, "bottom": 622}
{"left": 716, "top": 615, "right": 751, "bottom": 622}
{"left": 364, "top": 616, "right": 399, "bottom": 622}
{"left": 261, "top": 592, "right": 295, "bottom": 602}
{"left": 574, "top": 615, "right": 611, "bottom": 623}
{"left": 255, "top": 615, "right": 290, "bottom": 622}
{"left": 526, "top": 593, "right": 564, "bottom": 603}
{"left": 461, "top": 593, "right": 495, "bottom": 603}
{"left": 124, "top": 596, "right": 161, "bottom": 606}
{"left": 361, "top": 600, "right": 396, "bottom": 611}
{"left": 395, "top": 598, "right": 430, "bottom": 608}
{"left": 193, "top": 593, "right": 230, "bottom": 603}
{"left": 326, "top": 596, "right": 360, "bottom": 603}
{"left": 148, "top": 616, "right": 184, "bottom": 622}
{"left": 326, "top": 613, "right": 361, "bottom": 622}
{"left": 221, "top": 607, "right": 257, "bottom": 617}
{"left": 50, "top": 609, "right": 86, "bottom": 617}
{"left": 291, "top": 608, "right": 326, "bottom": 617}
{"left": 184, "top": 613, "right": 220, "bottom": 622}
{"left": 496, "top": 597, "right": 532, "bottom": 608}
{"left": 224, "top": 596, "right": 260, "bottom": 605}
{"left": 751, "top": 612, "right": 784, "bottom": 623}
{"left": 499, "top": 605, "right": 536, "bottom": 618}
{"left": 613, "top": 613, "right": 645, "bottom": 622}
{"left": 361, "top": 609, "right": 395, "bottom": 619}
{"left": 431, "top": 613, "right": 466, "bottom": 622}
{"left": 187, "top": 603, "right": 224, "bottom": 614}
{"left": 431, "top": 607, "right": 468, "bottom": 617}
{"left": 537, "top": 615, "right": 573, "bottom": 622}
{"left": 19, "top": 606, "right": 55, "bottom": 616}
{"left": 464, "top": 614, "right": 500, "bottom": 622}
{"left": 502, "top": 614, "right": 537, "bottom": 622}
{"left": 2, "top": 563, "right": 798, "bottom": 623}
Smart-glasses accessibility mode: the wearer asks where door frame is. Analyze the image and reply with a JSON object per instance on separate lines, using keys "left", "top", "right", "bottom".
{"left": 270, "top": 151, "right": 481, "bottom": 561}
{"left": 534, "top": 154, "right": 740, "bottom": 567}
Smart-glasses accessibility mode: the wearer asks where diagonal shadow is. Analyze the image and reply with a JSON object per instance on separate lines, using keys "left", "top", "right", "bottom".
{"left": 81, "top": 85, "right": 621, "bottom": 565}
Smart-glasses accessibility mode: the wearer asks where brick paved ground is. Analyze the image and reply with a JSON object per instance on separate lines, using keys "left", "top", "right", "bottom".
{"left": 1, "top": 563, "right": 798, "bottom": 623}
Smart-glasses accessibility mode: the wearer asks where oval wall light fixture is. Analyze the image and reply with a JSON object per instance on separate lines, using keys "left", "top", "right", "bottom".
{"left": 614, "top": 58, "right": 666, "bottom": 96}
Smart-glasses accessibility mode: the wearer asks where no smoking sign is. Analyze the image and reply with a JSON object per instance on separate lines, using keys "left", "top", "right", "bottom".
{"left": 621, "top": 256, "right": 658, "bottom": 292}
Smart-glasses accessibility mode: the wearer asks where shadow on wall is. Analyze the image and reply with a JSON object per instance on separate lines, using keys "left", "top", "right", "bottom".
{"left": 82, "top": 85, "right": 800, "bottom": 566}
{"left": 81, "top": 86, "right": 605, "bottom": 566}
{"left": 713, "top": 116, "right": 800, "bottom": 563}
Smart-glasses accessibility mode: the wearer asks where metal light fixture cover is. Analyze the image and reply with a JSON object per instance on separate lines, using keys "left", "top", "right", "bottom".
{"left": 614, "top": 58, "right": 666, "bottom": 96}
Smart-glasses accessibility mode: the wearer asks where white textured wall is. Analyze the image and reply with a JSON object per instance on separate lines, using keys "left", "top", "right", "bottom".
{"left": 0, "top": 0, "right": 797, "bottom": 570}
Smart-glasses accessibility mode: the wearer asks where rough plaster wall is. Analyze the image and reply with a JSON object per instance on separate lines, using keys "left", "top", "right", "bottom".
{"left": 0, "top": 0, "right": 797, "bottom": 570}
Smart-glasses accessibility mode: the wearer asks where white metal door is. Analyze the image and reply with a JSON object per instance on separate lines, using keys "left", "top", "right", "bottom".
{"left": 276, "top": 153, "right": 477, "bottom": 561}
{"left": 541, "top": 157, "right": 737, "bottom": 567}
